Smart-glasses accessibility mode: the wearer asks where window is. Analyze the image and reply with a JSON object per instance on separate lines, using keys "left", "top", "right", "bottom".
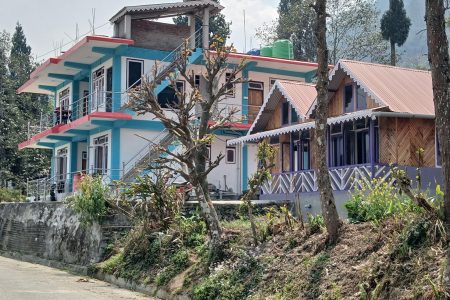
{"left": 55, "top": 147, "right": 68, "bottom": 193}
{"left": 269, "top": 136, "right": 279, "bottom": 144}
{"left": 345, "top": 121, "right": 369, "bottom": 165}
{"left": 106, "top": 67, "right": 113, "bottom": 112}
{"left": 225, "top": 146, "right": 236, "bottom": 164}
{"left": 93, "top": 135, "right": 108, "bottom": 175}
{"left": 282, "top": 102, "right": 290, "bottom": 125}
{"left": 344, "top": 84, "right": 354, "bottom": 113}
{"left": 92, "top": 67, "right": 105, "bottom": 110}
{"left": 194, "top": 75, "right": 201, "bottom": 89}
{"left": 206, "top": 145, "right": 211, "bottom": 164}
{"left": 294, "top": 131, "right": 310, "bottom": 171}
{"left": 291, "top": 107, "right": 299, "bottom": 123}
{"left": 127, "top": 59, "right": 143, "bottom": 88}
{"left": 158, "top": 81, "right": 184, "bottom": 108}
{"left": 59, "top": 88, "right": 70, "bottom": 110}
{"left": 356, "top": 85, "right": 367, "bottom": 110}
{"left": 225, "top": 72, "right": 235, "bottom": 96}
{"left": 330, "top": 124, "right": 344, "bottom": 167}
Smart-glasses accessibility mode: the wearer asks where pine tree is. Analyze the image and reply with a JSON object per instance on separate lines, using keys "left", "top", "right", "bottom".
{"left": 173, "top": 0, "right": 231, "bottom": 43}
{"left": 381, "top": 0, "right": 411, "bottom": 66}
{"left": 276, "top": 0, "right": 316, "bottom": 61}
{"left": 0, "top": 24, "right": 51, "bottom": 189}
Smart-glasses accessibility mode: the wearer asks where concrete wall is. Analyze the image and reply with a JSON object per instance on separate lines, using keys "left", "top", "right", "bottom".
{"left": 131, "top": 20, "right": 190, "bottom": 51}
{"left": 0, "top": 203, "right": 129, "bottom": 266}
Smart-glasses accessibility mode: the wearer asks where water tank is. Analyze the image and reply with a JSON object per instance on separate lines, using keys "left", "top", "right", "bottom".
{"left": 260, "top": 46, "right": 273, "bottom": 57}
{"left": 272, "top": 40, "right": 294, "bottom": 59}
{"left": 246, "top": 48, "right": 261, "bottom": 56}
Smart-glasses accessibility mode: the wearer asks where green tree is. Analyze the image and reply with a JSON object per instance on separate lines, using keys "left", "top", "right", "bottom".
{"left": 328, "top": 0, "right": 389, "bottom": 64}
{"left": 381, "top": 0, "right": 411, "bottom": 66}
{"left": 276, "top": 0, "right": 316, "bottom": 61}
{"left": 173, "top": 0, "right": 231, "bottom": 43}
{"left": 0, "top": 24, "right": 51, "bottom": 189}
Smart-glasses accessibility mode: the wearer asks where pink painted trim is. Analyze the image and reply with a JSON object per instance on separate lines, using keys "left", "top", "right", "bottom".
{"left": 18, "top": 36, "right": 135, "bottom": 94}
{"left": 18, "top": 112, "right": 133, "bottom": 150}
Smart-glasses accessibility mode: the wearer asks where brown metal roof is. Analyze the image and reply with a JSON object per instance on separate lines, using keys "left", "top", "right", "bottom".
{"left": 249, "top": 80, "right": 317, "bottom": 134}
{"left": 110, "top": 0, "right": 223, "bottom": 23}
{"left": 331, "top": 60, "right": 434, "bottom": 116}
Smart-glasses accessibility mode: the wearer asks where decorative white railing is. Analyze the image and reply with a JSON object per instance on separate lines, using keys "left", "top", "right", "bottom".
{"left": 261, "top": 164, "right": 393, "bottom": 195}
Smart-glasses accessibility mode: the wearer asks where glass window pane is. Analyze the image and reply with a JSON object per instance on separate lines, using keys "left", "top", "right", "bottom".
{"left": 128, "top": 60, "right": 143, "bottom": 88}
{"left": 291, "top": 107, "right": 299, "bottom": 123}
{"left": 282, "top": 102, "right": 289, "bottom": 125}
{"left": 356, "top": 86, "right": 367, "bottom": 110}
{"left": 344, "top": 85, "right": 354, "bottom": 113}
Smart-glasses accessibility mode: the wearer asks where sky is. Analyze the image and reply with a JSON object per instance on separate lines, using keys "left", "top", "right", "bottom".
{"left": 0, "top": 0, "right": 279, "bottom": 62}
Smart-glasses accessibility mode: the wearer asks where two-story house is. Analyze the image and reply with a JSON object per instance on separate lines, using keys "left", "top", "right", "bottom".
{"left": 20, "top": 1, "right": 320, "bottom": 201}
{"left": 229, "top": 60, "right": 443, "bottom": 206}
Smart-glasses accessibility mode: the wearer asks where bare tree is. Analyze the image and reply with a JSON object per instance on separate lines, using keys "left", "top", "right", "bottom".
{"left": 128, "top": 39, "right": 246, "bottom": 258}
{"left": 311, "top": 0, "right": 341, "bottom": 244}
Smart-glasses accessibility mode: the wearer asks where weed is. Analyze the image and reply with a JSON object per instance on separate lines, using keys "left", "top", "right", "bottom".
{"left": 66, "top": 175, "right": 109, "bottom": 225}
{"left": 0, "top": 188, "right": 25, "bottom": 202}
{"left": 308, "top": 214, "right": 325, "bottom": 234}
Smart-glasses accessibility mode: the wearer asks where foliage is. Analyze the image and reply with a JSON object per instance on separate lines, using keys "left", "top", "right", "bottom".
{"left": 121, "top": 173, "right": 182, "bottom": 229}
{"left": 327, "top": 0, "right": 390, "bottom": 64}
{"left": 345, "top": 178, "right": 419, "bottom": 224}
{"left": 0, "top": 188, "right": 25, "bottom": 202}
{"left": 307, "top": 213, "right": 325, "bottom": 234}
{"left": 66, "top": 175, "right": 109, "bottom": 225}
{"left": 258, "top": 0, "right": 389, "bottom": 64}
{"left": 155, "top": 248, "right": 190, "bottom": 286}
{"left": 192, "top": 253, "right": 261, "bottom": 300}
{"left": 175, "top": 213, "right": 207, "bottom": 248}
{"left": 381, "top": 0, "right": 411, "bottom": 47}
{"left": 173, "top": 0, "right": 231, "bottom": 44}
{"left": 0, "top": 24, "right": 51, "bottom": 188}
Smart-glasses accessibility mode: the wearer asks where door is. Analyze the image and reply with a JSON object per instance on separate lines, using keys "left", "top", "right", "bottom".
{"left": 55, "top": 148, "right": 68, "bottom": 193}
{"left": 81, "top": 151, "right": 87, "bottom": 173}
{"left": 248, "top": 82, "right": 264, "bottom": 123}
{"left": 106, "top": 67, "right": 113, "bottom": 112}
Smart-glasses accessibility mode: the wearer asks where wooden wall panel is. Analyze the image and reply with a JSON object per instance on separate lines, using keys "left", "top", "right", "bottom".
{"left": 266, "top": 101, "right": 282, "bottom": 130}
{"left": 366, "top": 96, "right": 379, "bottom": 109}
{"left": 379, "top": 117, "right": 435, "bottom": 167}
{"left": 328, "top": 91, "right": 343, "bottom": 117}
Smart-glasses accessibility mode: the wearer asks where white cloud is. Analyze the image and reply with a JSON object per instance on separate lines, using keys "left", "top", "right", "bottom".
{"left": 220, "top": 0, "right": 278, "bottom": 52}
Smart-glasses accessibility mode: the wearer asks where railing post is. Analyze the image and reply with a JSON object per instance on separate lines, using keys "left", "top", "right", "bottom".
{"left": 122, "top": 162, "right": 125, "bottom": 178}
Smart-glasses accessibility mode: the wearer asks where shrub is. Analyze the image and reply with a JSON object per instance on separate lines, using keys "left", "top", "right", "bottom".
{"left": 0, "top": 188, "right": 25, "bottom": 203}
{"left": 155, "top": 248, "right": 190, "bottom": 286}
{"left": 66, "top": 175, "right": 109, "bottom": 225}
{"left": 345, "top": 178, "right": 418, "bottom": 224}
{"left": 307, "top": 214, "right": 325, "bottom": 234}
{"left": 175, "top": 213, "right": 207, "bottom": 248}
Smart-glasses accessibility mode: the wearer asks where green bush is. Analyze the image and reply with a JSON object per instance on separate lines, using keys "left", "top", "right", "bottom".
{"left": 0, "top": 188, "right": 25, "bottom": 203}
{"left": 66, "top": 175, "right": 109, "bottom": 225}
{"left": 155, "top": 248, "right": 190, "bottom": 286}
{"left": 307, "top": 214, "right": 325, "bottom": 234}
{"left": 345, "top": 178, "right": 418, "bottom": 224}
{"left": 175, "top": 213, "right": 207, "bottom": 248}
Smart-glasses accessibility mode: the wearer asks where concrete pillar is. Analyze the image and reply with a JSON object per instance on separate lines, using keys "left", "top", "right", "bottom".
{"left": 124, "top": 15, "right": 132, "bottom": 39}
{"left": 113, "top": 23, "right": 119, "bottom": 38}
{"left": 188, "top": 14, "right": 196, "bottom": 49}
{"left": 202, "top": 8, "right": 210, "bottom": 49}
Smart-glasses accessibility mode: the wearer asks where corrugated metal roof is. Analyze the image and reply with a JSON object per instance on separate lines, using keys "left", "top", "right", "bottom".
{"left": 110, "top": 1, "right": 223, "bottom": 23}
{"left": 331, "top": 60, "right": 434, "bottom": 116}
{"left": 248, "top": 80, "right": 317, "bottom": 134}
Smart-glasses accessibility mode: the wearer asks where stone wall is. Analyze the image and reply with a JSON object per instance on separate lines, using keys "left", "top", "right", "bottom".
{"left": 0, "top": 202, "right": 130, "bottom": 266}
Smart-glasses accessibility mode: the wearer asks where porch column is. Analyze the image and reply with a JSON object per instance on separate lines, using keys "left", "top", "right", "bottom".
{"left": 202, "top": 8, "right": 210, "bottom": 49}
{"left": 124, "top": 14, "right": 132, "bottom": 39}
{"left": 69, "top": 142, "right": 78, "bottom": 192}
{"left": 188, "top": 14, "right": 196, "bottom": 49}
{"left": 290, "top": 133, "right": 295, "bottom": 172}
{"left": 369, "top": 118, "right": 375, "bottom": 178}
{"left": 242, "top": 144, "right": 248, "bottom": 191}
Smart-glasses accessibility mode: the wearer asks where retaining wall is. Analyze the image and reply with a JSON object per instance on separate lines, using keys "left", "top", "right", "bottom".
{"left": 0, "top": 202, "right": 130, "bottom": 265}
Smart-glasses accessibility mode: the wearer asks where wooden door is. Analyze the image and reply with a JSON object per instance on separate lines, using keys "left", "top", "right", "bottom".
{"left": 248, "top": 82, "right": 264, "bottom": 123}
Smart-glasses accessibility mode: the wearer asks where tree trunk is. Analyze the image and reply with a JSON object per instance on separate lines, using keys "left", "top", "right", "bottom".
{"left": 195, "top": 178, "right": 223, "bottom": 260}
{"left": 425, "top": 0, "right": 450, "bottom": 293}
{"left": 390, "top": 39, "right": 396, "bottom": 66}
{"left": 313, "top": 0, "right": 341, "bottom": 244}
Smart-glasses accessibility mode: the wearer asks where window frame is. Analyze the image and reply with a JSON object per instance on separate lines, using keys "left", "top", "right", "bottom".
{"left": 225, "top": 146, "right": 236, "bottom": 164}
{"left": 126, "top": 59, "right": 144, "bottom": 89}
{"left": 58, "top": 88, "right": 70, "bottom": 111}
{"left": 93, "top": 134, "right": 109, "bottom": 175}
{"left": 225, "top": 72, "right": 235, "bottom": 96}
{"left": 343, "top": 84, "right": 355, "bottom": 113}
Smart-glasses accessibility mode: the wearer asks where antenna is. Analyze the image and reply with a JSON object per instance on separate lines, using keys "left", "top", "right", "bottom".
{"left": 88, "top": 8, "right": 96, "bottom": 35}
{"left": 243, "top": 10, "right": 247, "bottom": 53}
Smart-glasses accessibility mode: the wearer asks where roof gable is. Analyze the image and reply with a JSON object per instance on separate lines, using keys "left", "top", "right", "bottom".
{"left": 249, "top": 80, "right": 317, "bottom": 134}
{"left": 327, "top": 60, "right": 434, "bottom": 116}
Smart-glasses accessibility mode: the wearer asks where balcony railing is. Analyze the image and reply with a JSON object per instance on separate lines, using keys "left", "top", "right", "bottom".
{"left": 261, "top": 164, "right": 393, "bottom": 195}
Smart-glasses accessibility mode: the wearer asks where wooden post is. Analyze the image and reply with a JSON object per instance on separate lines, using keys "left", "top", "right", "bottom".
{"left": 369, "top": 118, "right": 375, "bottom": 178}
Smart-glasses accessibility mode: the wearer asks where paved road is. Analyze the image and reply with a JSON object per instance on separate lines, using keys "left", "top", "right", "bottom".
{"left": 0, "top": 256, "right": 153, "bottom": 300}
